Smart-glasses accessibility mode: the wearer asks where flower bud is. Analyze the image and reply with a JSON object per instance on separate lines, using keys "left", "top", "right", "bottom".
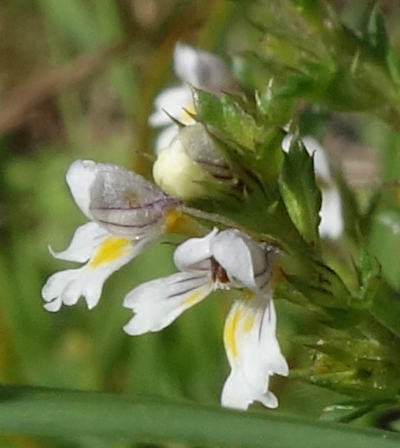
{"left": 153, "top": 123, "right": 232, "bottom": 200}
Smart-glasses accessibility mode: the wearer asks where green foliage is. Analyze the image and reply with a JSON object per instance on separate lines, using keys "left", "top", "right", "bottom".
{"left": 279, "top": 137, "right": 322, "bottom": 247}
{"left": 3, "top": 0, "right": 400, "bottom": 446}
{"left": 1, "top": 386, "right": 400, "bottom": 448}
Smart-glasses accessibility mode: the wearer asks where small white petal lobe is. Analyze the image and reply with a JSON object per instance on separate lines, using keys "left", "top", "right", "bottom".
{"left": 123, "top": 272, "right": 212, "bottom": 335}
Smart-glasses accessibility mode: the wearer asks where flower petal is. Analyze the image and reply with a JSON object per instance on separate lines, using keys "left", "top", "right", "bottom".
{"left": 211, "top": 229, "right": 275, "bottom": 292}
{"left": 42, "top": 235, "right": 152, "bottom": 311}
{"left": 221, "top": 369, "right": 278, "bottom": 410}
{"left": 174, "top": 43, "right": 232, "bottom": 93}
{"left": 68, "top": 160, "right": 179, "bottom": 239}
{"left": 149, "top": 85, "right": 194, "bottom": 127}
{"left": 221, "top": 295, "right": 288, "bottom": 410}
{"left": 320, "top": 187, "right": 343, "bottom": 239}
{"left": 154, "top": 125, "right": 180, "bottom": 154}
{"left": 123, "top": 272, "right": 212, "bottom": 335}
{"left": 66, "top": 160, "right": 98, "bottom": 218}
{"left": 173, "top": 228, "right": 218, "bottom": 272}
{"left": 49, "top": 222, "right": 108, "bottom": 263}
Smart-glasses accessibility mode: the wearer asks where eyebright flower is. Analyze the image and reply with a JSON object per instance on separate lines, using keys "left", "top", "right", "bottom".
{"left": 282, "top": 135, "right": 343, "bottom": 239}
{"left": 153, "top": 123, "right": 233, "bottom": 199}
{"left": 42, "top": 160, "right": 181, "bottom": 312}
{"left": 149, "top": 42, "right": 236, "bottom": 152}
{"left": 123, "top": 228, "right": 288, "bottom": 410}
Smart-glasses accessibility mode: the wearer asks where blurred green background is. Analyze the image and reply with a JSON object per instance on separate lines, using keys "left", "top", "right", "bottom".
{"left": 2, "top": 0, "right": 400, "bottom": 446}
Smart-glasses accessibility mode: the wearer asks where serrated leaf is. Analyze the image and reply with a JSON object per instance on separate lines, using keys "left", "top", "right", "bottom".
{"left": 194, "top": 89, "right": 261, "bottom": 149}
{"left": 279, "top": 138, "right": 322, "bottom": 246}
{"left": 256, "top": 79, "right": 295, "bottom": 125}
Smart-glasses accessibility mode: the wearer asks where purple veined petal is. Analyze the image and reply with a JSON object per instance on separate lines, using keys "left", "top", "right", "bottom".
{"left": 211, "top": 229, "right": 257, "bottom": 290}
{"left": 221, "top": 295, "right": 288, "bottom": 410}
{"left": 67, "top": 160, "right": 181, "bottom": 239}
{"left": 42, "top": 234, "right": 155, "bottom": 312}
{"left": 211, "top": 229, "right": 278, "bottom": 293}
{"left": 123, "top": 271, "right": 213, "bottom": 335}
{"left": 173, "top": 228, "right": 218, "bottom": 272}
{"left": 179, "top": 123, "right": 233, "bottom": 180}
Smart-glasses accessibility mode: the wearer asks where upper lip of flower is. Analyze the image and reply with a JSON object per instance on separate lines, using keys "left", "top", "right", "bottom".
{"left": 42, "top": 159, "right": 182, "bottom": 312}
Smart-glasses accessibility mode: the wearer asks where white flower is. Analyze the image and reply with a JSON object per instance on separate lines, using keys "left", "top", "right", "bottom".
{"left": 149, "top": 43, "right": 235, "bottom": 152}
{"left": 282, "top": 135, "right": 343, "bottom": 239}
{"left": 153, "top": 123, "right": 232, "bottom": 199}
{"left": 123, "top": 228, "right": 288, "bottom": 410}
{"left": 42, "top": 160, "right": 181, "bottom": 312}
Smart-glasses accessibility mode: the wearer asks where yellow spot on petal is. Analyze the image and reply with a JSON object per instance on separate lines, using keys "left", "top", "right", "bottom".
{"left": 243, "top": 313, "right": 256, "bottom": 333}
{"left": 89, "top": 237, "right": 131, "bottom": 268}
{"left": 184, "top": 288, "right": 206, "bottom": 307}
{"left": 163, "top": 209, "right": 205, "bottom": 237}
{"left": 224, "top": 307, "right": 242, "bottom": 359}
{"left": 180, "top": 104, "right": 196, "bottom": 124}
{"left": 243, "top": 289, "right": 255, "bottom": 301}
{"left": 164, "top": 209, "right": 184, "bottom": 233}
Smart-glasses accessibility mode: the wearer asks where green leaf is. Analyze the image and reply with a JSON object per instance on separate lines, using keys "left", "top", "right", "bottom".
{"left": 1, "top": 386, "right": 400, "bottom": 447}
{"left": 320, "top": 399, "right": 395, "bottom": 423}
{"left": 369, "top": 210, "right": 400, "bottom": 290}
{"left": 279, "top": 137, "right": 322, "bottom": 246}
{"left": 194, "top": 90, "right": 261, "bottom": 149}
{"left": 256, "top": 79, "right": 295, "bottom": 126}
{"left": 364, "top": 5, "right": 388, "bottom": 59}
{"left": 369, "top": 279, "right": 400, "bottom": 339}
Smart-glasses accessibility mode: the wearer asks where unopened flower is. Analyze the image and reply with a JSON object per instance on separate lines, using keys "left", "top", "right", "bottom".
{"left": 149, "top": 43, "right": 236, "bottom": 152}
{"left": 42, "top": 160, "right": 181, "bottom": 312}
{"left": 282, "top": 135, "right": 343, "bottom": 239}
{"left": 123, "top": 228, "right": 288, "bottom": 410}
{"left": 153, "top": 123, "right": 232, "bottom": 199}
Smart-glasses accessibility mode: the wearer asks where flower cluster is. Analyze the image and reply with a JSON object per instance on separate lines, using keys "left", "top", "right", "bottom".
{"left": 42, "top": 43, "right": 344, "bottom": 411}
{"left": 42, "top": 158, "right": 287, "bottom": 410}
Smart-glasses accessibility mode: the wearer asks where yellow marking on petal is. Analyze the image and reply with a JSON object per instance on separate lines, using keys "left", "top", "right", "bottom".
{"left": 163, "top": 209, "right": 206, "bottom": 237}
{"left": 180, "top": 104, "right": 196, "bottom": 124}
{"left": 243, "top": 289, "right": 255, "bottom": 301}
{"left": 184, "top": 288, "right": 205, "bottom": 307}
{"left": 89, "top": 237, "right": 131, "bottom": 268}
{"left": 224, "top": 307, "right": 242, "bottom": 359}
{"left": 163, "top": 209, "right": 184, "bottom": 233}
{"left": 243, "top": 313, "right": 256, "bottom": 333}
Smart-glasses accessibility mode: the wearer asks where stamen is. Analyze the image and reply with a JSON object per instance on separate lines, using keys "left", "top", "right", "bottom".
{"left": 211, "top": 257, "right": 230, "bottom": 284}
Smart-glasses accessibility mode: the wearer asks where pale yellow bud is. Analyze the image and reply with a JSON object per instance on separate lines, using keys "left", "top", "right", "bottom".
{"left": 153, "top": 137, "right": 210, "bottom": 199}
{"left": 153, "top": 124, "right": 232, "bottom": 200}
